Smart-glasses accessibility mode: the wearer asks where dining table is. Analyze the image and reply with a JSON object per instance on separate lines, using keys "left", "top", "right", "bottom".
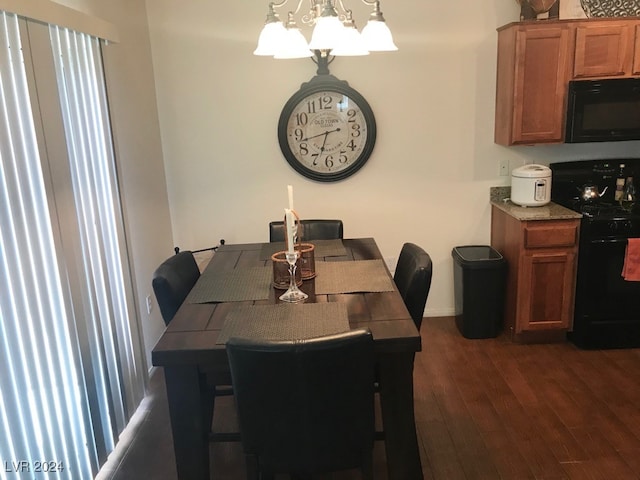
{"left": 151, "top": 237, "right": 423, "bottom": 480}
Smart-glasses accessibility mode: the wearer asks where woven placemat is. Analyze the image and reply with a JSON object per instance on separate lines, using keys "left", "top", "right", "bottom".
{"left": 260, "top": 239, "right": 347, "bottom": 260}
{"left": 311, "top": 239, "right": 348, "bottom": 257}
{"left": 314, "top": 259, "right": 395, "bottom": 294}
{"left": 217, "top": 303, "right": 350, "bottom": 344}
{"left": 186, "top": 266, "right": 272, "bottom": 303}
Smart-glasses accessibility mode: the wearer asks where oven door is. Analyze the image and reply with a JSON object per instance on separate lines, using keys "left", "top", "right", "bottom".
{"left": 572, "top": 236, "right": 640, "bottom": 348}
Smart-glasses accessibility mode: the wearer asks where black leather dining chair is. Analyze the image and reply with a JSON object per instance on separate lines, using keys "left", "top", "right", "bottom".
{"left": 227, "top": 329, "right": 375, "bottom": 480}
{"left": 269, "top": 219, "right": 344, "bottom": 242}
{"left": 151, "top": 249, "right": 238, "bottom": 442}
{"left": 372, "top": 243, "right": 433, "bottom": 441}
{"left": 152, "top": 251, "right": 201, "bottom": 326}
{"left": 152, "top": 239, "right": 225, "bottom": 325}
{"left": 394, "top": 242, "right": 433, "bottom": 331}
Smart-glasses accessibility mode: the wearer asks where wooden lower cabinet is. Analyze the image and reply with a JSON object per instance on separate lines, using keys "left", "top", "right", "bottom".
{"left": 490, "top": 206, "right": 580, "bottom": 342}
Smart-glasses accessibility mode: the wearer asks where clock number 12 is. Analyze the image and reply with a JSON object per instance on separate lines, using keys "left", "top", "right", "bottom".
{"left": 306, "top": 95, "right": 333, "bottom": 114}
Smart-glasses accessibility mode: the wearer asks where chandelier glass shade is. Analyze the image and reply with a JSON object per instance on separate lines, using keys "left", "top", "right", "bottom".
{"left": 254, "top": 0, "right": 397, "bottom": 59}
{"left": 360, "top": 17, "right": 397, "bottom": 51}
{"left": 274, "top": 27, "right": 313, "bottom": 58}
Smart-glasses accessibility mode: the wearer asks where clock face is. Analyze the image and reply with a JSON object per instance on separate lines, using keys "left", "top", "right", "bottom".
{"left": 278, "top": 79, "right": 376, "bottom": 182}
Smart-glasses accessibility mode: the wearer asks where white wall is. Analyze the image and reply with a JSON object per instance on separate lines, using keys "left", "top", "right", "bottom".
{"left": 142, "top": 1, "right": 640, "bottom": 317}
{"left": 54, "top": 0, "right": 640, "bottom": 334}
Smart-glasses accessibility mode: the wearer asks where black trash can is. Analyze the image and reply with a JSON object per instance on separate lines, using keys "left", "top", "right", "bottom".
{"left": 452, "top": 245, "right": 507, "bottom": 339}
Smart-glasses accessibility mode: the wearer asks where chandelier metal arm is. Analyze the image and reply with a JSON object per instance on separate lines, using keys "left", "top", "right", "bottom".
{"left": 334, "top": 0, "right": 354, "bottom": 23}
{"left": 360, "top": 0, "right": 386, "bottom": 21}
{"left": 299, "top": 0, "right": 318, "bottom": 26}
{"left": 272, "top": 0, "right": 318, "bottom": 27}
{"left": 254, "top": 0, "right": 397, "bottom": 58}
{"left": 269, "top": 0, "right": 386, "bottom": 26}
{"left": 285, "top": 0, "right": 305, "bottom": 18}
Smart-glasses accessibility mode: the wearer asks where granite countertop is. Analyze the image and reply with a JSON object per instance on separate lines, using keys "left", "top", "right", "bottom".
{"left": 490, "top": 187, "right": 583, "bottom": 221}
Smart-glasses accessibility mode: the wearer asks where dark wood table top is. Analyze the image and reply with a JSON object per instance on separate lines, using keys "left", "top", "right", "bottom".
{"left": 151, "top": 237, "right": 424, "bottom": 480}
{"left": 152, "top": 237, "right": 421, "bottom": 367}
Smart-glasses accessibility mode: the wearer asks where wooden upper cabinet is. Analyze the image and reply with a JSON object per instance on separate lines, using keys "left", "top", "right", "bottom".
{"left": 574, "top": 23, "right": 633, "bottom": 78}
{"left": 495, "top": 18, "right": 640, "bottom": 146}
{"left": 634, "top": 24, "right": 640, "bottom": 75}
{"left": 495, "top": 23, "right": 572, "bottom": 145}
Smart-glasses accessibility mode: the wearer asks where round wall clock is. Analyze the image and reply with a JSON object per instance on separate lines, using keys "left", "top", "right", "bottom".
{"left": 278, "top": 75, "right": 376, "bottom": 182}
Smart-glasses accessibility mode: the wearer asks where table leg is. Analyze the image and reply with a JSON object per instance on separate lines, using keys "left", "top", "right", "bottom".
{"left": 164, "top": 366, "right": 211, "bottom": 480}
{"left": 378, "top": 352, "right": 423, "bottom": 480}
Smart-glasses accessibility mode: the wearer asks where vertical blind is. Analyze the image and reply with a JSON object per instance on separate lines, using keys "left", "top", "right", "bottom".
{"left": 0, "top": 12, "right": 92, "bottom": 479}
{"left": 0, "top": 11, "right": 145, "bottom": 478}
{"left": 49, "top": 23, "right": 145, "bottom": 456}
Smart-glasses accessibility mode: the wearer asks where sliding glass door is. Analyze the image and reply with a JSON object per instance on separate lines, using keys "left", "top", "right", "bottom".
{"left": 0, "top": 12, "right": 145, "bottom": 478}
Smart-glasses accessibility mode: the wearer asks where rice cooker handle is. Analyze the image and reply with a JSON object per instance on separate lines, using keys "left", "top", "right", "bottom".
{"left": 534, "top": 179, "right": 547, "bottom": 201}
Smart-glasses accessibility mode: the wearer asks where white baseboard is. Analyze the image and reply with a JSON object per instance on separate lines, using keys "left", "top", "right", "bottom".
{"left": 424, "top": 307, "right": 455, "bottom": 317}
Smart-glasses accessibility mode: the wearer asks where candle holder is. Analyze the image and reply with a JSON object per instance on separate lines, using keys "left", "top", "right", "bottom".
{"left": 279, "top": 251, "right": 308, "bottom": 303}
{"left": 271, "top": 251, "right": 302, "bottom": 289}
{"left": 296, "top": 242, "right": 316, "bottom": 280}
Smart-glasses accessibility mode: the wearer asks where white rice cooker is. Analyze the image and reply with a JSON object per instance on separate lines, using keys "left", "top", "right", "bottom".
{"left": 511, "top": 164, "right": 552, "bottom": 207}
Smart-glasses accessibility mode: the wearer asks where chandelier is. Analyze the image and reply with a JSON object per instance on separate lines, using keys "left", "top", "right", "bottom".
{"left": 254, "top": 0, "right": 397, "bottom": 59}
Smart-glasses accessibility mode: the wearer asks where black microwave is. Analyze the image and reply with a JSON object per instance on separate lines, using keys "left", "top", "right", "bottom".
{"left": 565, "top": 78, "right": 640, "bottom": 143}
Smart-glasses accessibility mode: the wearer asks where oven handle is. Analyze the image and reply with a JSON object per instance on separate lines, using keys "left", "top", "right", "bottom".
{"left": 590, "top": 237, "right": 640, "bottom": 245}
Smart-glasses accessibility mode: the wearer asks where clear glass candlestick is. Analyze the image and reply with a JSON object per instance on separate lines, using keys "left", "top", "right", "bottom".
{"left": 279, "top": 251, "right": 308, "bottom": 303}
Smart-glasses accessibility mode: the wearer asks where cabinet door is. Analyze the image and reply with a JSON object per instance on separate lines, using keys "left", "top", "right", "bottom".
{"left": 633, "top": 24, "right": 640, "bottom": 75}
{"left": 517, "top": 251, "right": 576, "bottom": 333}
{"left": 574, "top": 23, "right": 632, "bottom": 78}
{"left": 511, "top": 26, "right": 571, "bottom": 144}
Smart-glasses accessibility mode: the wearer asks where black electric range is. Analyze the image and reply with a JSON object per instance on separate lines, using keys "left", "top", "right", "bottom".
{"left": 550, "top": 159, "right": 640, "bottom": 349}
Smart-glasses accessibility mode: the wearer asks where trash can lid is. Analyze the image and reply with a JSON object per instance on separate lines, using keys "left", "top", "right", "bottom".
{"left": 452, "top": 245, "right": 506, "bottom": 268}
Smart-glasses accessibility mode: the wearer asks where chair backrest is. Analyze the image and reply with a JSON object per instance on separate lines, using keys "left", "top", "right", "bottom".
{"left": 227, "top": 329, "right": 375, "bottom": 476}
{"left": 393, "top": 243, "right": 433, "bottom": 331}
{"left": 269, "top": 219, "right": 344, "bottom": 242}
{"left": 152, "top": 251, "right": 201, "bottom": 325}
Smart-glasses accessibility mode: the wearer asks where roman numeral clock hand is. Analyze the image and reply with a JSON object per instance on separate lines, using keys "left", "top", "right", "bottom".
{"left": 307, "top": 129, "right": 341, "bottom": 166}
{"left": 301, "top": 128, "right": 341, "bottom": 142}
{"left": 312, "top": 132, "right": 329, "bottom": 166}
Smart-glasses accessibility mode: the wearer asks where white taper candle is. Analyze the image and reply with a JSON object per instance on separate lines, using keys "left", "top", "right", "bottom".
{"left": 285, "top": 208, "right": 295, "bottom": 254}
{"left": 287, "top": 184, "right": 294, "bottom": 211}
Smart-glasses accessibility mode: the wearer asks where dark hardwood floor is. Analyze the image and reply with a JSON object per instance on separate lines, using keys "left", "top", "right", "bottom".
{"left": 98, "top": 317, "right": 640, "bottom": 480}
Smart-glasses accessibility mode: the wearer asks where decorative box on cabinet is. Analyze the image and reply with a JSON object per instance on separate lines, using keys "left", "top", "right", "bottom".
{"left": 490, "top": 205, "right": 580, "bottom": 343}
